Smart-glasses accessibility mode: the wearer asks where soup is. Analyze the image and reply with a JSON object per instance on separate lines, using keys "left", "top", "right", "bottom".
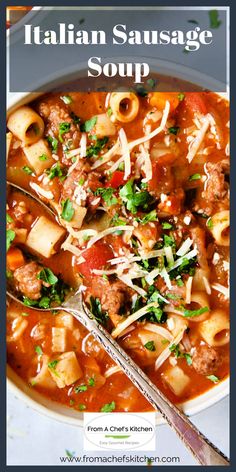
{"left": 6, "top": 83, "right": 230, "bottom": 413}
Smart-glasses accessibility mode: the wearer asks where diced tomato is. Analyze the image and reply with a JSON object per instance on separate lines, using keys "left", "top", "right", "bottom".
{"left": 106, "top": 171, "right": 126, "bottom": 188}
{"left": 149, "top": 92, "right": 180, "bottom": 113}
{"left": 183, "top": 93, "right": 207, "bottom": 115}
{"left": 76, "top": 241, "right": 114, "bottom": 279}
{"left": 148, "top": 161, "right": 174, "bottom": 195}
{"left": 7, "top": 247, "right": 25, "bottom": 271}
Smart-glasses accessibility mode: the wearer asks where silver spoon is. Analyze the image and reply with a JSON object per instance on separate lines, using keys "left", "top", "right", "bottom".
{"left": 7, "top": 182, "right": 229, "bottom": 466}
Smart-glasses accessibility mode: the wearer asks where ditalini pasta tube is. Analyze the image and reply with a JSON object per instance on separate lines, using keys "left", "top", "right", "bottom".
{"left": 7, "top": 106, "right": 44, "bottom": 145}
{"left": 25, "top": 216, "right": 66, "bottom": 258}
{"left": 109, "top": 92, "right": 139, "bottom": 122}
{"left": 199, "top": 309, "right": 230, "bottom": 347}
{"left": 210, "top": 210, "right": 230, "bottom": 246}
{"left": 23, "top": 139, "right": 54, "bottom": 175}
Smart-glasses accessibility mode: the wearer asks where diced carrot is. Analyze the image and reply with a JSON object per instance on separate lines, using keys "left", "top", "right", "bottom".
{"left": 7, "top": 247, "right": 25, "bottom": 271}
{"left": 149, "top": 92, "right": 180, "bottom": 113}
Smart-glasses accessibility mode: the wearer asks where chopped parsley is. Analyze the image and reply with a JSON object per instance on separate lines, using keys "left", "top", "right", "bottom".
{"left": 35, "top": 345, "right": 43, "bottom": 356}
{"left": 38, "top": 154, "right": 48, "bottom": 161}
{"left": 60, "top": 95, "right": 73, "bottom": 105}
{"left": 88, "top": 377, "right": 95, "bottom": 387}
{"left": 80, "top": 116, "right": 97, "bottom": 133}
{"left": 21, "top": 312, "right": 29, "bottom": 317}
{"left": 183, "top": 306, "right": 209, "bottom": 318}
{"left": 22, "top": 166, "right": 34, "bottom": 175}
{"left": 178, "top": 93, "right": 185, "bottom": 101}
{"left": 6, "top": 229, "right": 15, "bottom": 251}
{"left": 169, "top": 343, "right": 192, "bottom": 365}
{"left": 86, "top": 136, "right": 109, "bottom": 157}
{"left": 47, "top": 136, "right": 58, "bottom": 153}
{"left": 46, "top": 162, "right": 66, "bottom": 180}
{"left": 168, "top": 126, "right": 180, "bottom": 135}
{"left": 37, "top": 268, "right": 58, "bottom": 285}
{"left": 107, "top": 107, "right": 113, "bottom": 117}
{"left": 163, "top": 234, "right": 175, "bottom": 247}
{"left": 119, "top": 180, "right": 152, "bottom": 214}
{"left": 78, "top": 404, "right": 87, "bottom": 410}
{"left": 162, "top": 221, "right": 172, "bottom": 230}
{"left": 90, "top": 296, "right": 108, "bottom": 326}
{"left": 59, "top": 122, "right": 71, "bottom": 142}
{"left": 207, "top": 217, "right": 213, "bottom": 229}
{"left": 206, "top": 375, "right": 220, "bottom": 383}
{"left": 100, "top": 401, "right": 116, "bottom": 413}
{"left": 144, "top": 341, "right": 156, "bottom": 351}
{"left": 61, "top": 198, "right": 75, "bottom": 222}
{"left": 48, "top": 360, "right": 59, "bottom": 370}
{"left": 209, "top": 10, "right": 222, "bottom": 29}
{"left": 7, "top": 213, "right": 13, "bottom": 223}
{"left": 189, "top": 173, "right": 201, "bottom": 181}
{"left": 94, "top": 187, "right": 117, "bottom": 206}
{"left": 135, "top": 210, "right": 157, "bottom": 225}
{"left": 23, "top": 277, "right": 69, "bottom": 309}
{"left": 74, "top": 385, "right": 87, "bottom": 393}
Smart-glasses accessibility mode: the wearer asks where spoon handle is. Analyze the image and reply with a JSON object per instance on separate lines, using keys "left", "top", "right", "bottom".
{"left": 63, "top": 293, "right": 229, "bottom": 466}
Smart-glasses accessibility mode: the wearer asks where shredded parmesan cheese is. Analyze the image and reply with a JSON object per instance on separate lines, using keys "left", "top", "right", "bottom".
{"left": 185, "top": 276, "right": 193, "bottom": 304}
{"left": 211, "top": 283, "right": 229, "bottom": 299}
{"left": 155, "top": 329, "right": 185, "bottom": 371}
{"left": 104, "top": 365, "right": 122, "bottom": 378}
{"left": 119, "top": 128, "right": 131, "bottom": 180}
{"left": 112, "top": 302, "right": 158, "bottom": 338}
{"left": 30, "top": 183, "right": 54, "bottom": 200}
{"left": 86, "top": 226, "right": 133, "bottom": 249}
{"left": 176, "top": 238, "right": 193, "bottom": 257}
{"left": 186, "top": 114, "right": 210, "bottom": 163}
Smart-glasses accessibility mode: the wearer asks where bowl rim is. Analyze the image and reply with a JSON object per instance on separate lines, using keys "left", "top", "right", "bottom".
{"left": 7, "top": 59, "right": 229, "bottom": 426}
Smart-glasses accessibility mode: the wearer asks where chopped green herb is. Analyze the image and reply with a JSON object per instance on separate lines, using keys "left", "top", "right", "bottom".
{"left": 60, "top": 95, "right": 73, "bottom": 105}
{"left": 37, "top": 268, "right": 58, "bottom": 285}
{"left": 47, "top": 136, "right": 58, "bottom": 153}
{"left": 74, "top": 385, "right": 87, "bottom": 393}
{"left": 86, "top": 137, "right": 109, "bottom": 157}
{"left": 178, "top": 93, "right": 185, "bottom": 101}
{"left": 59, "top": 122, "right": 71, "bottom": 142}
{"left": 136, "top": 210, "right": 157, "bottom": 225}
{"left": 207, "top": 217, "right": 213, "bottom": 229}
{"left": 38, "top": 153, "right": 48, "bottom": 161}
{"left": 111, "top": 213, "right": 127, "bottom": 226}
{"left": 162, "top": 222, "right": 172, "bottom": 230}
{"left": 90, "top": 296, "right": 108, "bottom": 326}
{"left": 46, "top": 162, "right": 66, "bottom": 180}
{"left": 61, "top": 198, "right": 75, "bottom": 222}
{"left": 163, "top": 234, "right": 175, "bottom": 247}
{"left": 176, "top": 278, "right": 184, "bottom": 287}
{"left": 144, "top": 340, "right": 156, "bottom": 351}
{"left": 69, "top": 399, "right": 75, "bottom": 406}
{"left": 78, "top": 177, "right": 85, "bottom": 186}
{"left": 118, "top": 161, "right": 125, "bottom": 171}
{"left": 80, "top": 116, "right": 97, "bottom": 133}
{"left": 102, "top": 274, "right": 108, "bottom": 281}
{"left": 119, "top": 180, "right": 152, "bottom": 214}
{"left": 70, "top": 112, "right": 81, "bottom": 125}
{"left": 107, "top": 107, "right": 113, "bottom": 117}
{"left": 166, "top": 293, "right": 181, "bottom": 300}
{"left": 48, "top": 360, "right": 59, "bottom": 370}
{"left": 161, "top": 339, "right": 169, "bottom": 345}
{"left": 94, "top": 187, "right": 117, "bottom": 206}
{"left": 189, "top": 173, "right": 201, "bottom": 181}
{"left": 184, "top": 353, "right": 192, "bottom": 366}
{"left": 183, "top": 306, "right": 209, "bottom": 318}
{"left": 100, "top": 401, "right": 116, "bottom": 413}
{"left": 22, "top": 166, "right": 33, "bottom": 175}
{"left": 35, "top": 345, "right": 43, "bottom": 356}
{"left": 147, "top": 78, "right": 156, "bottom": 88}
{"left": 136, "top": 85, "right": 148, "bottom": 97}
{"left": 169, "top": 343, "right": 181, "bottom": 357}
{"left": 88, "top": 377, "right": 95, "bottom": 387}
{"left": 168, "top": 127, "right": 180, "bottom": 135}
{"left": 207, "top": 374, "right": 219, "bottom": 383}
{"left": 65, "top": 450, "right": 75, "bottom": 458}
{"left": 6, "top": 213, "right": 13, "bottom": 223}
{"left": 38, "top": 296, "right": 51, "bottom": 309}
{"left": 6, "top": 229, "right": 15, "bottom": 251}
{"left": 209, "top": 10, "right": 222, "bottom": 29}
{"left": 78, "top": 403, "right": 87, "bottom": 410}
{"left": 21, "top": 312, "right": 29, "bottom": 317}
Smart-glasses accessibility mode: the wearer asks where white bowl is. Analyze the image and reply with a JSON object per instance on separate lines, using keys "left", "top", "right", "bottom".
{"left": 7, "top": 60, "right": 229, "bottom": 426}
